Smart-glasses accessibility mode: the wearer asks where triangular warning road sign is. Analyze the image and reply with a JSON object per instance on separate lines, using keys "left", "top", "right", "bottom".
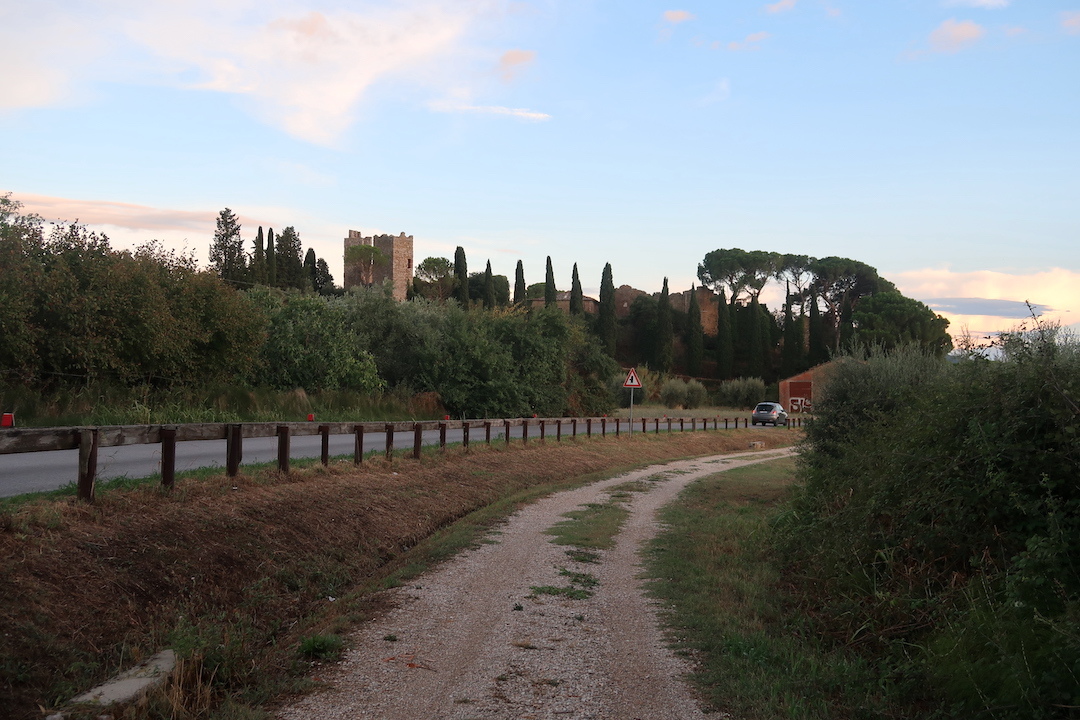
{"left": 623, "top": 368, "right": 642, "bottom": 388}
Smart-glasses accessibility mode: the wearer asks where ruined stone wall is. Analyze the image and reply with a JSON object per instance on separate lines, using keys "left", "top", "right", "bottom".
{"left": 343, "top": 230, "right": 414, "bottom": 301}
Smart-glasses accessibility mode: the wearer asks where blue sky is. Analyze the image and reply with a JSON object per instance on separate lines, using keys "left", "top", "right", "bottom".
{"left": 3, "top": 0, "right": 1078, "bottom": 337}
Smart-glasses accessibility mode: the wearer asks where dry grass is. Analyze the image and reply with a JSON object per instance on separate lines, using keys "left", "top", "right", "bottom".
{"left": 0, "top": 428, "right": 797, "bottom": 719}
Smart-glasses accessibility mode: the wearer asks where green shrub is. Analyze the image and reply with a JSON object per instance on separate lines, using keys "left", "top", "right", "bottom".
{"left": 684, "top": 379, "right": 708, "bottom": 409}
{"left": 660, "top": 378, "right": 688, "bottom": 408}
{"left": 773, "top": 333, "right": 1080, "bottom": 718}
{"left": 713, "top": 377, "right": 766, "bottom": 409}
{"left": 298, "top": 634, "right": 344, "bottom": 661}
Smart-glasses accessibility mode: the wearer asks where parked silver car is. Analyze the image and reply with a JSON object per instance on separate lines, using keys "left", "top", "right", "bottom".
{"left": 751, "top": 402, "right": 788, "bottom": 426}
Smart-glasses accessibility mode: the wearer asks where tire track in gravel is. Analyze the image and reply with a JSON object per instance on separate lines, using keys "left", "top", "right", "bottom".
{"left": 277, "top": 448, "right": 795, "bottom": 720}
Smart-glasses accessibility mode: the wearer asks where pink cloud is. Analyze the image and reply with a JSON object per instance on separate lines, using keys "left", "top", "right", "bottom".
{"left": 728, "top": 31, "right": 772, "bottom": 51}
{"left": 499, "top": 49, "right": 536, "bottom": 81}
{"left": 1063, "top": 11, "right": 1080, "bottom": 35}
{"left": 928, "top": 18, "right": 985, "bottom": 53}
{"left": 893, "top": 267, "right": 1080, "bottom": 336}
{"left": 663, "top": 10, "right": 695, "bottom": 24}
{"left": 12, "top": 193, "right": 217, "bottom": 232}
{"left": 765, "top": 0, "right": 797, "bottom": 13}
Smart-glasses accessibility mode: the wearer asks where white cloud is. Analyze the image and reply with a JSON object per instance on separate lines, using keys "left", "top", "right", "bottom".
{"left": 0, "top": 0, "right": 502, "bottom": 145}
{"left": 945, "top": 0, "right": 1008, "bottom": 8}
{"left": 1063, "top": 11, "right": 1080, "bottom": 35}
{"left": 765, "top": 0, "right": 797, "bottom": 14}
{"left": 727, "top": 31, "right": 772, "bottom": 51}
{"left": 928, "top": 18, "right": 986, "bottom": 53}
{"left": 663, "top": 10, "right": 695, "bottom": 24}
{"left": 893, "top": 267, "right": 1080, "bottom": 335}
{"left": 429, "top": 101, "right": 551, "bottom": 121}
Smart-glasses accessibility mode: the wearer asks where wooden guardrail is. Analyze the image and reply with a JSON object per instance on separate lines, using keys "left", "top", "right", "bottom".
{"left": 0, "top": 415, "right": 803, "bottom": 503}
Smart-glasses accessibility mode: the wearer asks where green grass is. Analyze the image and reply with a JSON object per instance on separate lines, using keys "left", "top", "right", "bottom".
{"left": 543, "top": 501, "right": 628, "bottom": 550}
{"left": 643, "top": 457, "right": 922, "bottom": 720}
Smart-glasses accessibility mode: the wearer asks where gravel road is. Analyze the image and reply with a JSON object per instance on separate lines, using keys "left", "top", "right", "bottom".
{"left": 277, "top": 448, "right": 795, "bottom": 720}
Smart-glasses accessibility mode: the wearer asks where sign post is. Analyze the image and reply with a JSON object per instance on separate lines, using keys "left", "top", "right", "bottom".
{"left": 623, "top": 368, "right": 642, "bottom": 436}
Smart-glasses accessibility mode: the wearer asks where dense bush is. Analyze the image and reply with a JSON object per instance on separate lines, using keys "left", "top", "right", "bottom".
{"left": 713, "top": 377, "right": 766, "bottom": 409}
{"left": 660, "top": 378, "right": 688, "bottom": 409}
{"left": 774, "top": 333, "right": 1080, "bottom": 718}
{"left": 684, "top": 379, "right": 708, "bottom": 409}
{"left": 0, "top": 199, "right": 266, "bottom": 390}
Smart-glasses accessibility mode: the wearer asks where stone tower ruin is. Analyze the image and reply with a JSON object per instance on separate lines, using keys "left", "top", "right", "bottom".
{"left": 343, "top": 229, "right": 414, "bottom": 301}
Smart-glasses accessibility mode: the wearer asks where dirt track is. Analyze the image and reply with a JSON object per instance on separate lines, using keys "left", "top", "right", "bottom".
{"left": 277, "top": 448, "right": 795, "bottom": 720}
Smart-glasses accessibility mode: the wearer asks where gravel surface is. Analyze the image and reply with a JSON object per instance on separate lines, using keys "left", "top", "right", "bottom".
{"left": 278, "top": 448, "right": 795, "bottom": 720}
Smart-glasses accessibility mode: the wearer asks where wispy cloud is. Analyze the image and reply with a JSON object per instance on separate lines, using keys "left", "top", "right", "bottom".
{"left": 697, "top": 78, "right": 731, "bottom": 105}
{"left": 1063, "top": 11, "right": 1080, "bottom": 35}
{"left": 727, "top": 31, "right": 772, "bottom": 51}
{"left": 12, "top": 193, "right": 216, "bottom": 232}
{"left": 928, "top": 18, "right": 986, "bottom": 53}
{"left": 0, "top": 1, "right": 502, "bottom": 145}
{"left": 499, "top": 49, "right": 536, "bottom": 82}
{"left": 429, "top": 101, "right": 551, "bottom": 121}
{"left": 893, "top": 267, "right": 1080, "bottom": 335}
{"left": 945, "top": 0, "right": 1008, "bottom": 8}
{"left": 766, "top": 0, "right": 798, "bottom": 13}
{"left": 663, "top": 10, "right": 696, "bottom": 24}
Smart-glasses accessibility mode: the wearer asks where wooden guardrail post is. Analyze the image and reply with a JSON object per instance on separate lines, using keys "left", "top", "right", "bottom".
{"left": 226, "top": 423, "right": 243, "bottom": 477}
{"left": 504, "top": 420, "right": 511, "bottom": 446}
{"left": 586, "top": 418, "right": 592, "bottom": 437}
{"left": 319, "top": 424, "right": 330, "bottom": 466}
{"left": 522, "top": 419, "right": 529, "bottom": 445}
{"left": 439, "top": 421, "right": 447, "bottom": 452}
{"left": 485, "top": 421, "right": 492, "bottom": 444}
{"left": 160, "top": 425, "right": 177, "bottom": 489}
{"left": 463, "top": 421, "right": 470, "bottom": 451}
{"left": 385, "top": 423, "right": 394, "bottom": 461}
{"left": 571, "top": 419, "right": 577, "bottom": 438}
{"left": 691, "top": 418, "right": 696, "bottom": 432}
{"left": 354, "top": 425, "right": 365, "bottom": 464}
{"left": 539, "top": 419, "right": 546, "bottom": 442}
{"left": 601, "top": 418, "right": 606, "bottom": 437}
{"left": 277, "top": 425, "right": 290, "bottom": 474}
{"left": 77, "top": 428, "right": 98, "bottom": 503}
{"left": 615, "top": 418, "right": 620, "bottom": 437}
{"left": 414, "top": 423, "right": 423, "bottom": 459}
{"left": 642, "top": 418, "right": 646, "bottom": 434}
{"left": 556, "top": 419, "right": 562, "bottom": 441}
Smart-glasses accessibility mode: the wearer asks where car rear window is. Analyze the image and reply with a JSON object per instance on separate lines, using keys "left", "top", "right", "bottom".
{"left": 755, "top": 404, "right": 775, "bottom": 412}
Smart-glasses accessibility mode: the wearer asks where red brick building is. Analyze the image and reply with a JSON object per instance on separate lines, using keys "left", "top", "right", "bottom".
{"left": 779, "top": 361, "right": 839, "bottom": 413}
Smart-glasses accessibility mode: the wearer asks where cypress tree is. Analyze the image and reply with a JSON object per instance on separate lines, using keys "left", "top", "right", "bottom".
{"left": 514, "top": 260, "right": 526, "bottom": 305}
{"left": 747, "top": 296, "right": 765, "bottom": 378}
{"left": 570, "top": 263, "right": 583, "bottom": 315}
{"left": 686, "top": 285, "right": 703, "bottom": 377}
{"left": 716, "top": 289, "right": 733, "bottom": 379}
{"left": 544, "top": 256, "right": 556, "bottom": 307}
{"left": 252, "top": 226, "right": 266, "bottom": 285}
{"left": 209, "top": 208, "right": 246, "bottom": 283}
{"left": 598, "top": 263, "right": 616, "bottom": 357}
{"left": 275, "top": 226, "right": 304, "bottom": 289}
{"left": 454, "top": 246, "right": 469, "bottom": 305}
{"left": 808, "top": 292, "right": 828, "bottom": 366}
{"left": 483, "top": 260, "right": 495, "bottom": 310}
{"left": 304, "top": 248, "right": 317, "bottom": 292}
{"left": 656, "top": 277, "right": 673, "bottom": 373}
{"left": 266, "top": 228, "right": 277, "bottom": 287}
{"left": 780, "top": 291, "right": 800, "bottom": 378}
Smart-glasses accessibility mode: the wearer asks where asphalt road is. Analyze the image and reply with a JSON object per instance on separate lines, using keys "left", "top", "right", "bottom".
{"left": 0, "top": 426, "right": 517, "bottom": 498}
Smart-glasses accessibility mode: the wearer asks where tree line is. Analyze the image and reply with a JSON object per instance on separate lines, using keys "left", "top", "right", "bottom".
{"left": 209, "top": 208, "right": 335, "bottom": 294}
{"left": 0, "top": 196, "right": 615, "bottom": 419}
